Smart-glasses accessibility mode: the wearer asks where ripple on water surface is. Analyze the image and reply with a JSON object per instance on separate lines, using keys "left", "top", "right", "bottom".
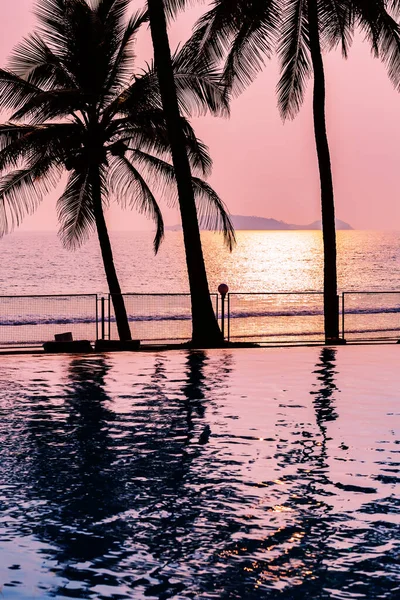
{"left": 0, "top": 347, "right": 399, "bottom": 599}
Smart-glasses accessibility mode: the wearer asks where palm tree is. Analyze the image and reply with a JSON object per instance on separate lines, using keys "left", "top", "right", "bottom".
{"left": 184, "top": 0, "right": 400, "bottom": 341}
{"left": 147, "top": 0, "right": 233, "bottom": 346}
{"left": 0, "top": 0, "right": 234, "bottom": 342}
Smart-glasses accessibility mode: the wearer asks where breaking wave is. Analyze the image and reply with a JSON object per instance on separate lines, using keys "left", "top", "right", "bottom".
{"left": 0, "top": 304, "right": 400, "bottom": 326}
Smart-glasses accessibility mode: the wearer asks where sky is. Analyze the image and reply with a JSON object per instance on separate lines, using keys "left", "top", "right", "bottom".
{"left": 0, "top": 0, "right": 400, "bottom": 232}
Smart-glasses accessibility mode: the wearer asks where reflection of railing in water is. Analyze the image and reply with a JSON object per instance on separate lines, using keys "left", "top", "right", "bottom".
{"left": 0, "top": 291, "right": 399, "bottom": 347}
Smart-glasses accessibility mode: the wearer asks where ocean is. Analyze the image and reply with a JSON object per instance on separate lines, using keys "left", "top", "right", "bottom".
{"left": 1, "top": 230, "right": 400, "bottom": 295}
{"left": 0, "top": 230, "right": 399, "bottom": 344}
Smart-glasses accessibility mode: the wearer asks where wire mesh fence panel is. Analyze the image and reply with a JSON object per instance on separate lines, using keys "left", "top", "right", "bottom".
{"left": 5, "top": 290, "right": 398, "bottom": 348}
{"left": 227, "top": 293, "right": 326, "bottom": 343}
{"left": 109, "top": 294, "right": 219, "bottom": 343}
{"left": 0, "top": 295, "right": 98, "bottom": 347}
{"left": 343, "top": 292, "right": 400, "bottom": 340}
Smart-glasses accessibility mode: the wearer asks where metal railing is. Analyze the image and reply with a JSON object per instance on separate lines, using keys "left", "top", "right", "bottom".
{"left": 342, "top": 291, "right": 400, "bottom": 341}
{"left": 0, "top": 290, "right": 398, "bottom": 348}
{"left": 0, "top": 294, "right": 98, "bottom": 348}
{"left": 108, "top": 293, "right": 219, "bottom": 344}
{"left": 225, "top": 292, "right": 328, "bottom": 343}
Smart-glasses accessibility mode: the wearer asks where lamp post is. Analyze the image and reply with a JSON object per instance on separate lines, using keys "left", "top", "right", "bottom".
{"left": 218, "top": 283, "right": 229, "bottom": 340}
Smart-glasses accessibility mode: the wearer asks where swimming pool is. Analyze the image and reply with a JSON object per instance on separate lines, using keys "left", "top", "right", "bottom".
{"left": 0, "top": 346, "right": 398, "bottom": 599}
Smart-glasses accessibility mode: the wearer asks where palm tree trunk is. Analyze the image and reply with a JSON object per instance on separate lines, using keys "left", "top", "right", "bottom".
{"left": 147, "top": 0, "right": 223, "bottom": 346}
{"left": 307, "top": 0, "right": 340, "bottom": 342}
{"left": 90, "top": 166, "right": 132, "bottom": 341}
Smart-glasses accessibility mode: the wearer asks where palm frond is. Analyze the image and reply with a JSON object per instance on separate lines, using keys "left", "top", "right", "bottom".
{"left": 8, "top": 33, "right": 77, "bottom": 89}
{"left": 0, "top": 124, "right": 38, "bottom": 151}
{"left": 103, "top": 70, "right": 162, "bottom": 123}
{"left": 0, "top": 123, "right": 81, "bottom": 172}
{"left": 96, "top": 0, "right": 130, "bottom": 23}
{"left": 0, "top": 156, "right": 62, "bottom": 236}
{"left": 179, "top": 118, "right": 213, "bottom": 176}
{"left": 34, "top": 0, "right": 68, "bottom": 48}
{"left": 110, "top": 110, "right": 213, "bottom": 176}
{"left": 111, "top": 51, "right": 227, "bottom": 121}
{"left": 127, "top": 148, "right": 235, "bottom": 250}
{"left": 108, "top": 154, "right": 164, "bottom": 252}
{"left": 57, "top": 168, "right": 95, "bottom": 249}
{"left": 0, "top": 69, "right": 43, "bottom": 112}
{"left": 40, "top": 0, "right": 104, "bottom": 96}
{"left": 387, "top": 0, "right": 400, "bottom": 18}
{"left": 95, "top": 1, "right": 136, "bottom": 95}
{"left": 181, "top": 1, "right": 244, "bottom": 74}
{"left": 319, "top": 0, "right": 353, "bottom": 57}
{"left": 171, "top": 47, "right": 229, "bottom": 116}
{"left": 354, "top": 0, "right": 400, "bottom": 90}
{"left": 10, "top": 89, "right": 87, "bottom": 123}
{"left": 161, "top": 0, "right": 198, "bottom": 21}
{"left": 221, "top": 0, "right": 280, "bottom": 96}
{"left": 103, "top": 9, "right": 149, "bottom": 98}
{"left": 277, "top": 0, "right": 312, "bottom": 120}
{"left": 192, "top": 176, "right": 236, "bottom": 251}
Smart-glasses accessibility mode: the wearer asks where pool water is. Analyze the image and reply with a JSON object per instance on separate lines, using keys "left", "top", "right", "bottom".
{"left": 0, "top": 347, "right": 399, "bottom": 599}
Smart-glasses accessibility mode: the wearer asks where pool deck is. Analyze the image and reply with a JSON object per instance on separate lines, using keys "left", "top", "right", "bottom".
{"left": 0, "top": 338, "right": 398, "bottom": 356}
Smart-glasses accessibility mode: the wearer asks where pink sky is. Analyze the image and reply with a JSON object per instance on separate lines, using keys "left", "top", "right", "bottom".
{"left": 1, "top": 0, "right": 400, "bottom": 231}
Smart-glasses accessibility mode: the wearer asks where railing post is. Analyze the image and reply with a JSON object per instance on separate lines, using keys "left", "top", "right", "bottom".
{"left": 95, "top": 295, "right": 99, "bottom": 341}
{"left": 342, "top": 292, "right": 345, "bottom": 340}
{"left": 221, "top": 295, "right": 225, "bottom": 339}
{"left": 101, "top": 297, "right": 105, "bottom": 340}
{"left": 108, "top": 295, "right": 111, "bottom": 340}
{"left": 227, "top": 293, "right": 231, "bottom": 342}
{"left": 218, "top": 284, "right": 229, "bottom": 341}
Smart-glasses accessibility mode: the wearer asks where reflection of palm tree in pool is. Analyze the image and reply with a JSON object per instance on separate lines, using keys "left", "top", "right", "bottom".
{"left": 23, "top": 357, "right": 128, "bottom": 568}
{"left": 182, "top": 350, "right": 208, "bottom": 432}
{"left": 136, "top": 351, "right": 212, "bottom": 511}
{"left": 275, "top": 347, "right": 339, "bottom": 468}
{"left": 311, "top": 348, "right": 339, "bottom": 449}
{"left": 60, "top": 357, "right": 121, "bottom": 520}
{"left": 12, "top": 351, "right": 249, "bottom": 598}
{"left": 126, "top": 350, "right": 239, "bottom": 593}
{"left": 221, "top": 348, "right": 341, "bottom": 598}
{"left": 277, "top": 348, "right": 340, "bottom": 595}
{"left": 32, "top": 351, "right": 232, "bottom": 594}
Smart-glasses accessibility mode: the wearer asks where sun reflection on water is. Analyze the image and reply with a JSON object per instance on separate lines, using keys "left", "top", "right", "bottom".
{"left": 203, "top": 230, "right": 324, "bottom": 292}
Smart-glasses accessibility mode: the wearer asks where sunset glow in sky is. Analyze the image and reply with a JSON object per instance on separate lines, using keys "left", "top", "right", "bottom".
{"left": 1, "top": 0, "right": 400, "bottom": 231}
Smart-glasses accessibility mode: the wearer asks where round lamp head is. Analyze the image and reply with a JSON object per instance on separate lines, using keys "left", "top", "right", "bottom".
{"left": 218, "top": 283, "right": 229, "bottom": 297}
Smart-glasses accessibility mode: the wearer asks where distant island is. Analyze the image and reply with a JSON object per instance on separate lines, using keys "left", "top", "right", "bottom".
{"left": 166, "top": 215, "right": 353, "bottom": 231}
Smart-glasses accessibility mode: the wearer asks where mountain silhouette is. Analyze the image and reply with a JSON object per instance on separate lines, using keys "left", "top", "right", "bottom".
{"left": 166, "top": 216, "right": 353, "bottom": 231}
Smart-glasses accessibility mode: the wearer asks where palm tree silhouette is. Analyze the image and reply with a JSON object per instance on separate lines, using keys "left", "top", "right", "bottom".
{"left": 147, "top": 0, "right": 235, "bottom": 346}
{"left": 0, "top": 0, "right": 234, "bottom": 342}
{"left": 184, "top": 0, "right": 400, "bottom": 341}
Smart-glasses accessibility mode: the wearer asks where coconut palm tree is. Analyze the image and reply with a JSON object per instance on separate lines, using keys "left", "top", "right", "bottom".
{"left": 147, "top": 0, "right": 233, "bottom": 346}
{"left": 0, "top": 0, "right": 234, "bottom": 342}
{"left": 183, "top": 0, "right": 400, "bottom": 341}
